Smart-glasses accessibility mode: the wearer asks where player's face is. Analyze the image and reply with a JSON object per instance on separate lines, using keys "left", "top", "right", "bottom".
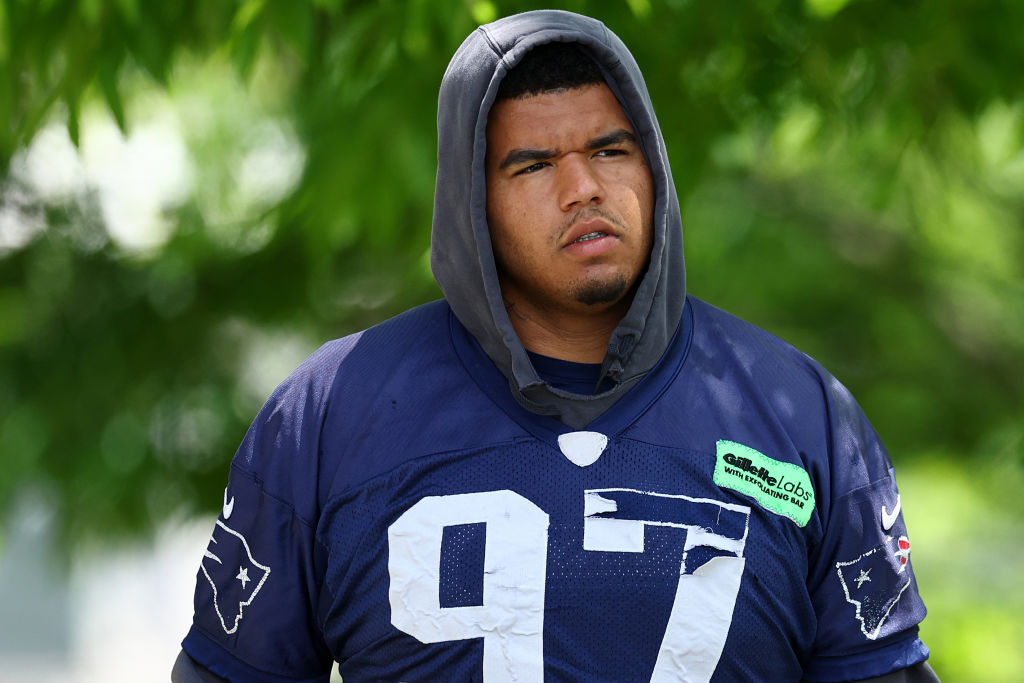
{"left": 485, "top": 84, "right": 654, "bottom": 319}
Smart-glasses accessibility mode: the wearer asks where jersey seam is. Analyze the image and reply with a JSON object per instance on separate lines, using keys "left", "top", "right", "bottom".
{"left": 823, "top": 624, "right": 920, "bottom": 658}
{"left": 313, "top": 541, "right": 339, "bottom": 649}
{"left": 316, "top": 434, "right": 534, "bottom": 516}
{"left": 831, "top": 471, "right": 893, "bottom": 506}
{"left": 231, "top": 463, "right": 317, "bottom": 531}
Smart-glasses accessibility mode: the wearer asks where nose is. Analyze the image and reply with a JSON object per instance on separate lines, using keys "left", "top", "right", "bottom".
{"left": 557, "top": 153, "right": 603, "bottom": 212}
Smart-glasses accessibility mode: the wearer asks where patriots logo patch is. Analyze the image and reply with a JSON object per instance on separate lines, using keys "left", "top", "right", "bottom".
{"left": 201, "top": 520, "right": 271, "bottom": 634}
{"left": 835, "top": 534, "right": 913, "bottom": 640}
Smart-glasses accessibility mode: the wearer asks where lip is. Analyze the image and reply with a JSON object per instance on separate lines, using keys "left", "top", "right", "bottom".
{"left": 561, "top": 218, "right": 619, "bottom": 250}
{"left": 560, "top": 217, "right": 620, "bottom": 258}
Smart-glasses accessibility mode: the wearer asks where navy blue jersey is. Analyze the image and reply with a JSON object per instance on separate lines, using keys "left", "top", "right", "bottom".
{"left": 182, "top": 297, "right": 928, "bottom": 682}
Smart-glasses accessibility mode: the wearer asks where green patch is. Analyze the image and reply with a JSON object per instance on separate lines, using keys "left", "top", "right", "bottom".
{"left": 713, "top": 440, "right": 815, "bottom": 527}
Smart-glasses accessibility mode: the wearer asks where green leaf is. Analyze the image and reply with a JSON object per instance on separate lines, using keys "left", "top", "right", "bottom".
{"left": 99, "top": 61, "right": 127, "bottom": 134}
{"left": 232, "top": 0, "right": 265, "bottom": 35}
{"left": 66, "top": 92, "right": 81, "bottom": 147}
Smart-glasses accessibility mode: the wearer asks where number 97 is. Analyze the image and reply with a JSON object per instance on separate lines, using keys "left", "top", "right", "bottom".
{"left": 388, "top": 489, "right": 749, "bottom": 682}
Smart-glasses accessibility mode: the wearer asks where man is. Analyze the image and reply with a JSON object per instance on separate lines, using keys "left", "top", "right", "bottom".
{"left": 174, "top": 10, "right": 937, "bottom": 682}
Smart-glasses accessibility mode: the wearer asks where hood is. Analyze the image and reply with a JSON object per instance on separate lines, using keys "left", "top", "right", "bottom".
{"left": 430, "top": 9, "right": 686, "bottom": 429}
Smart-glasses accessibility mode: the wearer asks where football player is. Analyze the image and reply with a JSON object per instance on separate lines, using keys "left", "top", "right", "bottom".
{"left": 174, "top": 10, "right": 938, "bottom": 682}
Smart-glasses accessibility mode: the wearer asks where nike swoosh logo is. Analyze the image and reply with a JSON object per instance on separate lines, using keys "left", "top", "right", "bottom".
{"left": 881, "top": 494, "right": 901, "bottom": 531}
{"left": 223, "top": 488, "right": 235, "bottom": 520}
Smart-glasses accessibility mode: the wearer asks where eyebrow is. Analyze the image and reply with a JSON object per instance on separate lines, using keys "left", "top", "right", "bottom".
{"left": 585, "top": 129, "right": 637, "bottom": 151}
{"left": 496, "top": 128, "right": 638, "bottom": 171}
{"left": 497, "top": 147, "right": 557, "bottom": 171}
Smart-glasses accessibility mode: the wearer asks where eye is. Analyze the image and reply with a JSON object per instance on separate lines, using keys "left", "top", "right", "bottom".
{"left": 516, "top": 162, "right": 548, "bottom": 175}
{"left": 594, "top": 148, "right": 626, "bottom": 158}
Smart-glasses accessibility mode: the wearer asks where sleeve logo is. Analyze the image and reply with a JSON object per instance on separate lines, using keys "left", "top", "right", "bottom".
{"left": 712, "top": 440, "right": 815, "bottom": 527}
{"left": 200, "top": 520, "right": 271, "bottom": 634}
{"left": 835, "top": 534, "right": 913, "bottom": 640}
{"left": 881, "top": 494, "right": 901, "bottom": 531}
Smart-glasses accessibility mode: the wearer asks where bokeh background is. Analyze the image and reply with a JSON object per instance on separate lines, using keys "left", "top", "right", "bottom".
{"left": 1, "top": 0, "right": 1022, "bottom": 680}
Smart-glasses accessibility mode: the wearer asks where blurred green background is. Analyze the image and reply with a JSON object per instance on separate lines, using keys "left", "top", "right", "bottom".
{"left": 0, "top": 0, "right": 1022, "bottom": 679}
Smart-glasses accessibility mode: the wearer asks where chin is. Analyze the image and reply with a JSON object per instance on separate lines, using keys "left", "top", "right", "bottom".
{"left": 571, "top": 275, "right": 629, "bottom": 307}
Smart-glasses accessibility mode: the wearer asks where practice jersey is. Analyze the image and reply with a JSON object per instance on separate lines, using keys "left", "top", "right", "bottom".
{"left": 182, "top": 297, "right": 929, "bottom": 682}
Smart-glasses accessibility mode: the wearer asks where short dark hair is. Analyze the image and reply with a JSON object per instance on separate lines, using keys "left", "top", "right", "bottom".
{"left": 497, "top": 42, "right": 605, "bottom": 100}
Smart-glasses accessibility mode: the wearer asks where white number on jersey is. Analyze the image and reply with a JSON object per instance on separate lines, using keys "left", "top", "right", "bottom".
{"left": 388, "top": 490, "right": 549, "bottom": 681}
{"left": 388, "top": 489, "right": 750, "bottom": 682}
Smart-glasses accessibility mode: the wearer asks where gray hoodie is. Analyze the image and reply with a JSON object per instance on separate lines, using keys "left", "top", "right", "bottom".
{"left": 430, "top": 10, "right": 686, "bottom": 429}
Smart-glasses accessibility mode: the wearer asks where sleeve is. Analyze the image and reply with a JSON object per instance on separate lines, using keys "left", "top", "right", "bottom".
{"left": 181, "top": 345, "right": 343, "bottom": 682}
{"left": 802, "top": 374, "right": 931, "bottom": 682}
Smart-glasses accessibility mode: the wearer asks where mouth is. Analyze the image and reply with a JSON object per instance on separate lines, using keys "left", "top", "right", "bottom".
{"left": 561, "top": 217, "right": 621, "bottom": 258}
{"left": 562, "top": 217, "right": 618, "bottom": 249}
{"left": 571, "top": 231, "right": 608, "bottom": 244}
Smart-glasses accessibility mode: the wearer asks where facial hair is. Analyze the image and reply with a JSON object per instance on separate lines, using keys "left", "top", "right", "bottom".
{"left": 571, "top": 273, "right": 629, "bottom": 306}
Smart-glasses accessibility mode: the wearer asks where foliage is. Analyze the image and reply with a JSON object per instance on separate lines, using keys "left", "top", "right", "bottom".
{"left": 2, "top": 0, "right": 1022, "bottom": 531}
{"left": 1, "top": 1, "right": 1023, "bottom": 676}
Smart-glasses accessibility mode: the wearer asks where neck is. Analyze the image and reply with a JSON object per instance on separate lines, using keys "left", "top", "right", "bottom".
{"left": 504, "top": 297, "right": 627, "bottom": 363}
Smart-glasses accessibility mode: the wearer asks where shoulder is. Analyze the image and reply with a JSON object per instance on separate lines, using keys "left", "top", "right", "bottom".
{"left": 680, "top": 296, "right": 891, "bottom": 497}
{"left": 231, "top": 300, "right": 456, "bottom": 515}
{"left": 687, "top": 296, "right": 828, "bottom": 379}
{"left": 686, "top": 295, "right": 868, "bottom": 419}
{"left": 293, "top": 299, "right": 451, "bottom": 382}
{"left": 679, "top": 297, "right": 842, "bottom": 431}
{"left": 258, "top": 299, "right": 452, "bottom": 416}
